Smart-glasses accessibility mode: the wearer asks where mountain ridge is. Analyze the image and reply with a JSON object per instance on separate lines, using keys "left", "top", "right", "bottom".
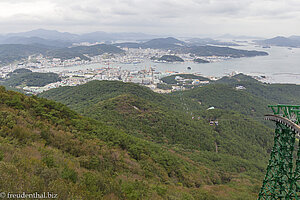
{"left": 255, "top": 36, "right": 300, "bottom": 47}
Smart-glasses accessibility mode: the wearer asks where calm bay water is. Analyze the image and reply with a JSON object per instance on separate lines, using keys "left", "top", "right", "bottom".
{"left": 44, "top": 44, "right": 300, "bottom": 84}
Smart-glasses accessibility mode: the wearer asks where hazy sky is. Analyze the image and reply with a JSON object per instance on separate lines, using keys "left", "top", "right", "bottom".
{"left": 0, "top": 0, "right": 299, "bottom": 37}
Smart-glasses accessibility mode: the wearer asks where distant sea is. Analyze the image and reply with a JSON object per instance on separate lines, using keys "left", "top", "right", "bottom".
{"left": 43, "top": 44, "right": 300, "bottom": 84}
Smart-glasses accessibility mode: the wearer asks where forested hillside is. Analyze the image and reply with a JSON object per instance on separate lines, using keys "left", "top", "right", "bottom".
{"left": 177, "top": 84, "right": 272, "bottom": 118}
{"left": 1, "top": 86, "right": 255, "bottom": 200}
{"left": 39, "top": 80, "right": 191, "bottom": 113}
{"left": 39, "top": 80, "right": 279, "bottom": 199}
{"left": 175, "top": 74, "right": 300, "bottom": 119}
{"left": 1, "top": 71, "right": 61, "bottom": 87}
{"left": 2, "top": 73, "right": 295, "bottom": 199}
{"left": 215, "top": 74, "right": 300, "bottom": 105}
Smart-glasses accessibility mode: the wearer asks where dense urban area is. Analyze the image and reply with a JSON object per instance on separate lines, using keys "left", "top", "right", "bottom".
{"left": 0, "top": 46, "right": 238, "bottom": 94}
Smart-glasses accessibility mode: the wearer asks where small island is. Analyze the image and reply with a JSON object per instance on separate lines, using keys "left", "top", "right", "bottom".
{"left": 151, "top": 55, "right": 184, "bottom": 62}
{"left": 193, "top": 58, "right": 209, "bottom": 63}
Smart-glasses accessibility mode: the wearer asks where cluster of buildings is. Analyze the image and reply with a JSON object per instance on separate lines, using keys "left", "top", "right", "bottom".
{"left": 23, "top": 48, "right": 177, "bottom": 69}
{"left": 0, "top": 47, "right": 226, "bottom": 94}
{"left": 19, "top": 67, "right": 169, "bottom": 94}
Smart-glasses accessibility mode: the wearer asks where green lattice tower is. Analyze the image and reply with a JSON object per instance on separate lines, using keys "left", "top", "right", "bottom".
{"left": 258, "top": 105, "right": 300, "bottom": 199}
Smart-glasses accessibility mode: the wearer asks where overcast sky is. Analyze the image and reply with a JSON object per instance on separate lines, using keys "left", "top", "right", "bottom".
{"left": 0, "top": 0, "right": 299, "bottom": 37}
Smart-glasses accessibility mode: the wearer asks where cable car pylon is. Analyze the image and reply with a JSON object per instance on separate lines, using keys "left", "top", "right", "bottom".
{"left": 258, "top": 105, "right": 300, "bottom": 199}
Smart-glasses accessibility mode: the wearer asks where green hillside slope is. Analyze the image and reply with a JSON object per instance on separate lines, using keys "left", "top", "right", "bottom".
{"left": 39, "top": 80, "right": 195, "bottom": 113}
{"left": 178, "top": 84, "right": 272, "bottom": 118}
{"left": 84, "top": 93, "right": 273, "bottom": 164}
{"left": 2, "top": 72, "right": 61, "bottom": 87}
{"left": 215, "top": 74, "right": 300, "bottom": 105}
{"left": 39, "top": 81, "right": 277, "bottom": 198}
{"left": 1, "top": 86, "right": 268, "bottom": 199}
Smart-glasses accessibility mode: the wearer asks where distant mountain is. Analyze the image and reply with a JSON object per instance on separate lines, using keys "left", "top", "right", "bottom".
{"left": 114, "top": 42, "right": 142, "bottom": 48}
{"left": 79, "top": 31, "right": 157, "bottom": 42}
{"left": 0, "top": 44, "right": 50, "bottom": 65}
{"left": 3, "top": 29, "right": 158, "bottom": 44}
{"left": 143, "top": 37, "right": 185, "bottom": 48}
{"left": 0, "top": 36, "right": 71, "bottom": 48}
{"left": 255, "top": 36, "right": 300, "bottom": 48}
{"left": 115, "top": 37, "right": 186, "bottom": 49}
{"left": 6, "top": 29, "right": 78, "bottom": 41}
{"left": 115, "top": 37, "right": 267, "bottom": 58}
{"left": 289, "top": 35, "right": 300, "bottom": 41}
{"left": 181, "top": 45, "right": 268, "bottom": 58}
{"left": 0, "top": 43, "right": 124, "bottom": 65}
{"left": 79, "top": 31, "right": 116, "bottom": 42}
{"left": 46, "top": 44, "right": 124, "bottom": 61}
{"left": 218, "top": 34, "right": 265, "bottom": 40}
{"left": 0, "top": 35, "right": 4, "bottom": 42}
{"left": 0, "top": 30, "right": 269, "bottom": 65}
{"left": 186, "top": 38, "right": 239, "bottom": 46}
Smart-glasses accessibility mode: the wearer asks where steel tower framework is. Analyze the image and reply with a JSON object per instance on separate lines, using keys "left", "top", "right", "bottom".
{"left": 258, "top": 105, "right": 300, "bottom": 199}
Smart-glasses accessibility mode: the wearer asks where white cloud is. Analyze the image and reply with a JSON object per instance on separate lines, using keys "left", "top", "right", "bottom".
{"left": 0, "top": 0, "right": 299, "bottom": 36}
